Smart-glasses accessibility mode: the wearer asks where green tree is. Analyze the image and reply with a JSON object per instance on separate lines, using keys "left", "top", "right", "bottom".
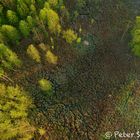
{"left": 0, "top": 32, "right": 5, "bottom": 43}
{"left": 17, "top": 0, "right": 29, "bottom": 18}
{"left": 46, "top": 8, "right": 61, "bottom": 33}
{"left": 19, "top": 20, "right": 30, "bottom": 37}
{"left": 26, "top": 16, "right": 35, "bottom": 28}
{"left": 0, "top": 4, "right": 3, "bottom": 15}
{"left": 48, "top": 0, "right": 63, "bottom": 9}
{"left": 0, "top": 84, "right": 35, "bottom": 140}
{"left": 30, "top": 4, "right": 36, "bottom": 15}
{"left": 36, "top": 0, "right": 45, "bottom": 7}
{"left": 6, "top": 10, "right": 19, "bottom": 25}
{"left": 44, "top": 2, "right": 50, "bottom": 9}
{"left": 39, "top": 7, "right": 61, "bottom": 33}
{"left": 0, "top": 43, "right": 21, "bottom": 69}
{"left": 48, "top": 0, "right": 59, "bottom": 7}
{"left": 39, "top": 8, "right": 48, "bottom": 24}
{"left": 24, "top": 0, "right": 35, "bottom": 5}
{"left": 0, "top": 5, "right": 6, "bottom": 26}
{"left": 1, "top": 25, "right": 20, "bottom": 43}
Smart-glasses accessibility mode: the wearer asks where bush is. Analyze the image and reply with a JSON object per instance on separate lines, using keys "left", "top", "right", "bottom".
{"left": 0, "top": 84, "right": 34, "bottom": 139}
{"left": 39, "top": 78, "right": 53, "bottom": 92}
{"left": 46, "top": 50, "right": 58, "bottom": 64}
{"left": 63, "top": 29, "right": 77, "bottom": 44}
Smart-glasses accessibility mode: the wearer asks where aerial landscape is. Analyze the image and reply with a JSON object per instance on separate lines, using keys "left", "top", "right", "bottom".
{"left": 0, "top": 0, "right": 140, "bottom": 139}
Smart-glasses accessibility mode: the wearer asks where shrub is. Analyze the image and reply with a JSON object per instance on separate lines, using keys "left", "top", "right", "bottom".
{"left": 77, "top": 37, "right": 81, "bottom": 43}
{"left": 38, "top": 128, "right": 46, "bottom": 136}
{"left": 63, "top": 29, "right": 77, "bottom": 44}
{"left": 0, "top": 84, "right": 34, "bottom": 139}
{"left": 27, "top": 44, "right": 41, "bottom": 62}
{"left": 46, "top": 50, "right": 58, "bottom": 64}
{"left": 38, "top": 78, "right": 53, "bottom": 92}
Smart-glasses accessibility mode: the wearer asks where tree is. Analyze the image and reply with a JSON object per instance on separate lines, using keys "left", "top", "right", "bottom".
{"left": 46, "top": 8, "right": 61, "bottom": 33}
{"left": 0, "top": 43, "right": 21, "bottom": 70}
{"left": 27, "top": 44, "right": 41, "bottom": 62}
{"left": 0, "top": 84, "right": 35, "bottom": 140}
{"left": 48, "top": 0, "right": 63, "bottom": 9}
{"left": 0, "top": 4, "right": 3, "bottom": 15}
{"left": 36, "top": 0, "right": 45, "bottom": 7}
{"left": 62, "top": 29, "right": 77, "bottom": 44}
{"left": 24, "top": 0, "right": 35, "bottom": 5}
{"left": 39, "top": 7, "right": 61, "bottom": 33}
{"left": 39, "top": 8, "right": 48, "bottom": 24}
{"left": 1, "top": 25, "right": 20, "bottom": 43}
{"left": 6, "top": 10, "right": 19, "bottom": 25}
{"left": 17, "top": 0, "right": 29, "bottom": 18}
{"left": 0, "top": 0, "right": 16, "bottom": 9}
{"left": 19, "top": 20, "right": 30, "bottom": 37}
{"left": 0, "top": 5, "right": 5, "bottom": 25}
{"left": 0, "top": 32, "right": 5, "bottom": 43}
{"left": 48, "top": 0, "right": 59, "bottom": 7}
{"left": 30, "top": 4, "right": 36, "bottom": 15}
{"left": 26, "top": 16, "right": 35, "bottom": 28}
